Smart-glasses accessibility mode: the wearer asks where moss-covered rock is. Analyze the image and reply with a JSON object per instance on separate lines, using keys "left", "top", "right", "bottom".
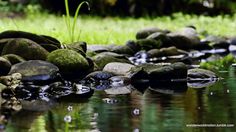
{"left": 110, "top": 45, "right": 135, "bottom": 56}
{"left": 0, "top": 83, "right": 7, "bottom": 92}
{"left": 47, "top": 49, "right": 90, "bottom": 78}
{"left": 2, "top": 54, "right": 25, "bottom": 65}
{"left": 136, "top": 27, "right": 169, "bottom": 39}
{"left": 1, "top": 38, "right": 49, "bottom": 60}
{"left": 147, "top": 46, "right": 188, "bottom": 57}
{"left": 148, "top": 62, "right": 187, "bottom": 82}
{"left": 0, "top": 57, "right": 11, "bottom": 75}
{"left": 92, "top": 52, "right": 131, "bottom": 70}
{"left": 136, "top": 38, "right": 162, "bottom": 50}
{"left": 67, "top": 42, "right": 87, "bottom": 57}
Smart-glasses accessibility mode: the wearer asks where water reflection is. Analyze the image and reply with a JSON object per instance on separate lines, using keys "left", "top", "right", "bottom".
{"left": 1, "top": 67, "right": 236, "bottom": 131}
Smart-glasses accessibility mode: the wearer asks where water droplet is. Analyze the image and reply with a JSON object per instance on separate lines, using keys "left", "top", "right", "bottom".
{"left": 102, "top": 98, "right": 118, "bottom": 104}
{"left": 227, "top": 89, "right": 230, "bottom": 93}
{"left": 133, "top": 108, "right": 141, "bottom": 116}
{"left": 64, "top": 115, "right": 72, "bottom": 123}
{"left": 133, "top": 128, "right": 139, "bottom": 132}
{"left": 67, "top": 106, "right": 73, "bottom": 111}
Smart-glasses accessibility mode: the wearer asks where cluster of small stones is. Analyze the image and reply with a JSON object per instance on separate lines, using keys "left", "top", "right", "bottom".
{"left": 1, "top": 26, "right": 230, "bottom": 126}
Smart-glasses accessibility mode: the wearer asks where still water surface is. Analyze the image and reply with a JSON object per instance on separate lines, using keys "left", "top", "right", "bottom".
{"left": 4, "top": 67, "right": 236, "bottom": 132}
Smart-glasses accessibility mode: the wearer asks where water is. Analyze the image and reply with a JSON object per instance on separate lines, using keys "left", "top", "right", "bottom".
{"left": 2, "top": 67, "right": 236, "bottom": 132}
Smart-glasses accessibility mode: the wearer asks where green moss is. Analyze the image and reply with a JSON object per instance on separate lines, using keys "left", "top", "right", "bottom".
{"left": 200, "top": 54, "right": 236, "bottom": 71}
{"left": 46, "top": 49, "right": 89, "bottom": 74}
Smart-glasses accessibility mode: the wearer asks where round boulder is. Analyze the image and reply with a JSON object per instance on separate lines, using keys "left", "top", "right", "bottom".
{"left": 103, "top": 62, "right": 135, "bottom": 76}
{"left": 46, "top": 49, "right": 90, "bottom": 79}
{"left": 2, "top": 54, "right": 25, "bottom": 65}
{"left": 92, "top": 52, "right": 131, "bottom": 70}
{"left": 1, "top": 38, "right": 49, "bottom": 60}
{"left": 9, "top": 60, "right": 60, "bottom": 83}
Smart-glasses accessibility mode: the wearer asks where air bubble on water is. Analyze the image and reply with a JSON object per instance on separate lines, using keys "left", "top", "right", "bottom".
{"left": 102, "top": 98, "right": 118, "bottom": 104}
{"left": 133, "top": 108, "right": 141, "bottom": 116}
{"left": 67, "top": 106, "right": 73, "bottom": 112}
{"left": 210, "top": 92, "right": 213, "bottom": 95}
{"left": 64, "top": 115, "right": 72, "bottom": 123}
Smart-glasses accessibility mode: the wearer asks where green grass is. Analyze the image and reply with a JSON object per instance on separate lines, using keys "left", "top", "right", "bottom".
{"left": 1, "top": 12, "right": 236, "bottom": 44}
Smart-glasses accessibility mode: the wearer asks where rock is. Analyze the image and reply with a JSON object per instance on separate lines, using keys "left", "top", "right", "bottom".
{"left": 39, "top": 44, "right": 59, "bottom": 52}
{"left": 125, "top": 40, "right": 141, "bottom": 53}
{"left": 46, "top": 49, "right": 90, "bottom": 79}
{"left": 1, "top": 54, "right": 25, "bottom": 65}
{"left": 147, "top": 46, "right": 188, "bottom": 58}
{"left": 187, "top": 68, "right": 218, "bottom": 80}
{"left": 110, "top": 45, "right": 135, "bottom": 56}
{"left": 80, "top": 71, "right": 114, "bottom": 90}
{"left": 149, "top": 62, "right": 187, "bottom": 82}
{"left": 87, "top": 45, "right": 110, "bottom": 53}
{"left": 0, "top": 57, "right": 11, "bottom": 75}
{"left": 178, "top": 26, "right": 200, "bottom": 45}
{"left": 126, "top": 67, "right": 149, "bottom": 89}
{"left": 0, "top": 38, "right": 14, "bottom": 54}
{"left": 167, "top": 32, "right": 195, "bottom": 50}
{"left": 39, "top": 35, "right": 61, "bottom": 47}
{"left": 1, "top": 38, "right": 49, "bottom": 60}
{"left": 147, "top": 32, "right": 172, "bottom": 46}
{"left": 136, "top": 38, "right": 162, "bottom": 51}
{"left": 67, "top": 41, "right": 87, "bottom": 57}
{"left": 0, "top": 73, "right": 22, "bottom": 89}
{"left": 0, "top": 83, "right": 7, "bottom": 91}
{"left": 92, "top": 52, "right": 131, "bottom": 70}
{"left": 187, "top": 68, "right": 219, "bottom": 88}
{"left": 103, "top": 62, "right": 135, "bottom": 76}
{"left": 202, "top": 35, "right": 229, "bottom": 49}
{"left": 9, "top": 60, "right": 59, "bottom": 84}
{"left": 136, "top": 27, "right": 169, "bottom": 39}
{"left": 0, "top": 30, "right": 58, "bottom": 45}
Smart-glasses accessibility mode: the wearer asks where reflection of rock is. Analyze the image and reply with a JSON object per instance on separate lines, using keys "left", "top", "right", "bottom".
{"left": 80, "top": 71, "right": 114, "bottom": 90}
{"left": 20, "top": 100, "right": 55, "bottom": 111}
{"left": 5, "top": 110, "right": 44, "bottom": 132}
{"left": 187, "top": 68, "right": 219, "bottom": 88}
{"left": 105, "top": 85, "right": 133, "bottom": 95}
{"left": 149, "top": 82, "right": 188, "bottom": 95}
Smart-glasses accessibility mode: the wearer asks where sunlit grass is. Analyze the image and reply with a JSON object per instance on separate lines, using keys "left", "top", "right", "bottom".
{"left": 1, "top": 12, "right": 236, "bottom": 44}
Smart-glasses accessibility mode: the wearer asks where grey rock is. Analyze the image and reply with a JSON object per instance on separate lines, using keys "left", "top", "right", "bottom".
{"left": 9, "top": 60, "right": 59, "bottom": 83}
{"left": 92, "top": 52, "right": 131, "bottom": 70}
{"left": 103, "top": 62, "right": 135, "bottom": 76}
